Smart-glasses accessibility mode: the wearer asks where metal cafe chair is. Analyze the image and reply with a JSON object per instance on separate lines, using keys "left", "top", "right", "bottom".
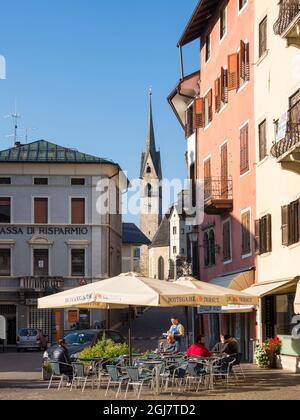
{"left": 70, "top": 362, "right": 93, "bottom": 392}
{"left": 105, "top": 365, "right": 129, "bottom": 399}
{"left": 48, "top": 362, "right": 73, "bottom": 391}
{"left": 231, "top": 353, "right": 246, "bottom": 380}
{"left": 210, "top": 356, "right": 237, "bottom": 389}
{"left": 124, "top": 366, "right": 154, "bottom": 400}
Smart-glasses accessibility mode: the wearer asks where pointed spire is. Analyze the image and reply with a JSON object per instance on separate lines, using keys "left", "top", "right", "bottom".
{"left": 146, "top": 88, "right": 156, "bottom": 158}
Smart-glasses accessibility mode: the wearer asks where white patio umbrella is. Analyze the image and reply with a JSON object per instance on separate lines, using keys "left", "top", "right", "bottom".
{"left": 38, "top": 273, "right": 230, "bottom": 363}
{"left": 174, "top": 276, "right": 259, "bottom": 306}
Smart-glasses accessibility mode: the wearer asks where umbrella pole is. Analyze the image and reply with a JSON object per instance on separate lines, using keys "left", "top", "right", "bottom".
{"left": 128, "top": 306, "right": 132, "bottom": 366}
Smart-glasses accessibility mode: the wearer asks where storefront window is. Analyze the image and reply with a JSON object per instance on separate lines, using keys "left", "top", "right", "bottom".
{"left": 275, "top": 294, "right": 296, "bottom": 336}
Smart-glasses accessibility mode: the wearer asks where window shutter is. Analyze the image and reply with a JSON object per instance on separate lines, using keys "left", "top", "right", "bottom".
{"left": 221, "top": 68, "right": 228, "bottom": 103}
{"left": 245, "top": 42, "right": 250, "bottom": 81}
{"left": 72, "top": 198, "right": 85, "bottom": 225}
{"left": 240, "top": 125, "right": 249, "bottom": 175}
{"left": 255, "top": 219, "right": 261, "bottom": 255}
{"left": 208, "top": 89, "right": 213, "bottom": 122}
{"left": 215, "top": 78, "right": 221, "bottom": 113}
{"left": 240, "top": 40, "right": 246, "bottom": 81}
{"left": 281, "top": 205, "right": 289, "bottom": 246}
{"left": 266, "top": 214, "right": 272, "bottom": 253}
{"left": 228, "top": 53, "right": 239, "bottom": 91}
{"left": 34, "top": 198, "right": 48, "bottom": 224}
{"left": 194, "top": 97, "right": 204, "bottom": 128}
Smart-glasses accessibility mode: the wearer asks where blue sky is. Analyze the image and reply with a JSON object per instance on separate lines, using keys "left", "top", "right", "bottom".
{"left": 0, "top": 0, "right": 199, "bottom": 223}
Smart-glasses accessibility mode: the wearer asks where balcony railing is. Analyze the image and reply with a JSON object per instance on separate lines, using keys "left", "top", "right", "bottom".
{"left": 204, "top": 177, "right": 233, "bottom": 215}
{"left": 274, "top": 0, "right": 300, "bottom": 36}
{"left": 271, "top": 122, "right": 300, "bottom": 159}
{"left": 20, "top": 277, "right": 64, "bottom": 292}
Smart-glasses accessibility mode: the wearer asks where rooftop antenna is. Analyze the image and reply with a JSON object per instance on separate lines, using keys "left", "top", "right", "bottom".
{"left": 4, "top": 104, "right": 22, "bottom": 146}
{"left": 20, "top": 127, "right": 38, "bottom": 144}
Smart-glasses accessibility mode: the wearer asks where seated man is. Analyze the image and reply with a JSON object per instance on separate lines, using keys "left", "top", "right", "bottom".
{"left": 187, "top": 335, "right": 212, "bottom": 358}
{"left": 160, "top": 334, "right": 179, "bottom": 354}
{"left": 212, "top": 334, "right": 240, "bottom": 356}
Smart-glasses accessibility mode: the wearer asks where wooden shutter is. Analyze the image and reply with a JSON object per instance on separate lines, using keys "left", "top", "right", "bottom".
{"left": 245, "top": 42, "right": 250, "bottom": 81}
{"left": 259, "top": 17, "right": 267, "bottom": 58}
{"left": 240, "top": 124, "right": 249, "bottom": 175}
{"left": 266, "top": 214, "right": 272, "bottom": 253}
{"left": 228, "top": 53, "right": 239, "bottom": 91}
{"left": 34, "top": 198, "right": 48, "bottom": 224}
{"left": 204, "top": 159, "right": 212, "bottom": 200}
{"left": 215, "top": 78, "right": 221, "bottom": 113}
{"left": 221, "top": 68, "right": 228, "bottom": 103}
{"left": 223, "top": 221, "right": 231, "bottom": 262}
{"left": 208, "top": 89, "right": 213, "bottom": 122}
{"left": 240, "top": 40, "right": 246, "bottom": 81}
{"left": 255, "top": 219, "right": 261, "bottom": 255}
{"left": 259, "top": 120, "right": 267, "bottom": 161}
{"left": 72, "top": 198, "right": 85, "bottom": 225}
{"left": 242, "top": 211, "right": 251, "bottom": 255}
{"left": 221, "top": 144, "right": 228, "bottom": 198}
{"left": 194, "top": 97, "right": 204, "bottom": 128}
{"left": 282, "top": 205, "right": 289, "bottom": 246}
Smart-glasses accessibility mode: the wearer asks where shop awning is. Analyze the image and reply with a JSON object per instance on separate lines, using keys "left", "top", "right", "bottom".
{"left": 295, "top": 282, "right": 300, "bottom": 314}
{"left": 243, "top": 278, "right": 299, "bottom": 298}
{"left": 210, "top": 270, "right": 254, "bottom": 292}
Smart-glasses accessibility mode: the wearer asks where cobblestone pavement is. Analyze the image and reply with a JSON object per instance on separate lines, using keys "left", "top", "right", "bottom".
{"left": 0, "top": 352, "right": 300, "bottom": 400}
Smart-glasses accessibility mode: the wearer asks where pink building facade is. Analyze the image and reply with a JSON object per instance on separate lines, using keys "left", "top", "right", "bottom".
{"left": 170, "top": 0, "right": 257, "bottom": 359}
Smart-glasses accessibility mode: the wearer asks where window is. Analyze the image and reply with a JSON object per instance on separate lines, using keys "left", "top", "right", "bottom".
{"left": 259, "top": 120, "right": 267, "bottom": 161}
{"left": 194, "top": 97, "right": 205, "bottom": 129}
{"left": 221, "top": 67, "right": 228, "bottom": 107}
{"left": 204, "top": 158, "right": 212, "bottom": 201}
{"left": 173, "top": 246, "right": 177, "bottom": 255}
{"left": 259, "top": 17, "right": 268, "bottom": 58}
{"left": 173, "top": 227, "right": 177, "bottom": 235}
{"left": 204, "top": 228, "right": 216, "bottom": 267}
{"left": 71, "top": 250, "right": 85, "bottom": 277}
{"left": 33, "top": 249, "right": 49, "bottom": 276}
{"left": 71, "top": 198, "right": 85, "bottom": 225}
{"left": 190, "top": 163, "right": 196, "bottom": 208}
{"left": 241, "top": 211, "right": 251, "bottom": 256}
{"left": 34, "top": 178, "right": 48, "bottom": 185}
{"left": 255, "top": 214, "right": 272, "bottom": 255}
{"left": 205, "top": 33, "right": 211, "bottom": 62}
{"left": 158, "top": 257, "right": 165, "bottom": 280}
{"left": 240, "top": 124, "right": 249, "bottom": 175}
{"left": 223, "top": 220, "right": 232, "bottom": 262}
{"left": 181, "top": 248, "right": 185, "bottom": 254}
{"left": 289, "top": 89, "right": 300, "bottom": 124}
{"left": 239, "top": 0, "right": 247, "bottom": 12}
{"left": 0, "top": 198, "right": 11, "bottom": 224}
{"left": 0, "top": 249, "right": 11, "bottom": 276}
{"left": 0, "top": 178, "right": 11, "bottom": 185}
{"left": 282, "top": 200, "right": 300, "bottom": 246}
{"left": 71, "top": 178, "right": 85, "bottom": 186}
{"left": 146, "top": 166, "right": 151, "bottom": 174}
{"left": 220, "top": 7, "right": 227, "bottom": 40}
{"left": 185, "top": 104, "right": 194, "bottom": 138}
{"left": 181, "top": 228, "right": 185, "bottom": 235}
{"left": 34, "top": 198, "right": 48, "bottom": 224}
{"left": 147, "top": 184, "right": 152, "bottom": 198}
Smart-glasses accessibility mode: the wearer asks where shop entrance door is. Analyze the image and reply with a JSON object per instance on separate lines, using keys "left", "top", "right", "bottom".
{"left": 0, "top": 305, "right": 17, "bottom": 345}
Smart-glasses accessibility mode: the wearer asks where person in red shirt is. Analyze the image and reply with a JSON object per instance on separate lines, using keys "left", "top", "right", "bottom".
{"left": 187, "top": 335, "right": 212, "bottom": 358}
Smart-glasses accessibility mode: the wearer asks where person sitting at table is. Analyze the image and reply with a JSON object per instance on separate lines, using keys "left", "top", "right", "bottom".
{"left": 212, "top": 334, "right": 239, "bottom": 356}
{"left": 160, "top": 334, "right": 179, "bottom": 354}
{"left": 186, "top": 335, "right": 212, "bottom": 358}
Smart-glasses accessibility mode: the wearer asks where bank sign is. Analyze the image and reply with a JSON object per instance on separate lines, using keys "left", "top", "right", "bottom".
{"left": 0, "top": 226, "right": 89, "bottom": 236}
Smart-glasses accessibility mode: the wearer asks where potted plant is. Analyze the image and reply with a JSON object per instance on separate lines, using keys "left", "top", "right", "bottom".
{"left": 255, "top": 337, "right": 282, "bottom": 369}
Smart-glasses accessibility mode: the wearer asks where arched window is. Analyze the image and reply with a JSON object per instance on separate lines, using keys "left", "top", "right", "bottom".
{"left": 146, "top": 166, "right": 151, "bottom": 174}
{"left": 169, "top": 260, "right": 175, "bottom": 280}
{"left": 209, "top": 230, "right": 216, "bottom": 266}
{"left": 146, "top": 184, "right": 152, "bottom": 198}
{"left": 158, "top": 257, "right": 164, "bottom": 280}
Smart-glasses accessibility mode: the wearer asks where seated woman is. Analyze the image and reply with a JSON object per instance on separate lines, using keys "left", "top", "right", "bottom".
{"left": 186, "top": 335, "right": 212, "bottom": 358}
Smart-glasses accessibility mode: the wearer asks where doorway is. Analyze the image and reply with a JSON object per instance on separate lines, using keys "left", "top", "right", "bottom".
{"left": 0, "top": 305, "right": 17, "bottom": 345}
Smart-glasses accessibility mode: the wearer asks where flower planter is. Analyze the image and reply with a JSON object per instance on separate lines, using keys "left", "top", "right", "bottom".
{"left": 42, "top": 367, "right": 52, "bottom": 381}
{"left": 268, "top": 352, "right": 278, "bottom": 369}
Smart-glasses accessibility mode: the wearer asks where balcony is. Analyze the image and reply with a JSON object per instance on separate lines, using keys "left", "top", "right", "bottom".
{"left": 274, "top": 0, "right": 300, "bottom": 47}
{"left": 204, "top": 177, "right": 233, "bottom": 215}
{"left": 20, "top": 277, "right": 64, "bottom": 293}
{"left": 271, "top": 122, "right": 300, "bottom": 172}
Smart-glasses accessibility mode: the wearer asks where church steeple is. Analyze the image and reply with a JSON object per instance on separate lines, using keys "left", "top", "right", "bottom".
{"left": 140, "top": 90, "right": 162, "bottom": 180}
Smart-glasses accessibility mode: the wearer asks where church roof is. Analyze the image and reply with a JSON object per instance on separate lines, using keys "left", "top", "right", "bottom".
{"left": 150, "top": 214, "right": 171, "bottom": 249}
{"left": 140, "top": 94, "right": 162, "bottom": 179}
{"left": 122, "top": 223, "right": 151, "bottom": 246}
{"left": 0, "top": 140, "right": 118, "bottom": 166}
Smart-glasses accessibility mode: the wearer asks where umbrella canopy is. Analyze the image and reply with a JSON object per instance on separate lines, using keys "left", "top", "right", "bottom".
{"left": 174, "top": 276, "right": 259, "bottom": 306}
{"left": 38, "top": 272, "right": 230, "bottom": 310}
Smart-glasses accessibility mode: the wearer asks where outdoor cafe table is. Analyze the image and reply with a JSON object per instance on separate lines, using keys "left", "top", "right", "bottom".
{"left": 188, "top": 356, "right": 222, "bottom": 391}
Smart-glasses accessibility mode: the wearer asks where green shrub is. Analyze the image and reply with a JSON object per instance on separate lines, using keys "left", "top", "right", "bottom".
{"left": 79, "top": 334, "right": 130, "bottom": 360}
